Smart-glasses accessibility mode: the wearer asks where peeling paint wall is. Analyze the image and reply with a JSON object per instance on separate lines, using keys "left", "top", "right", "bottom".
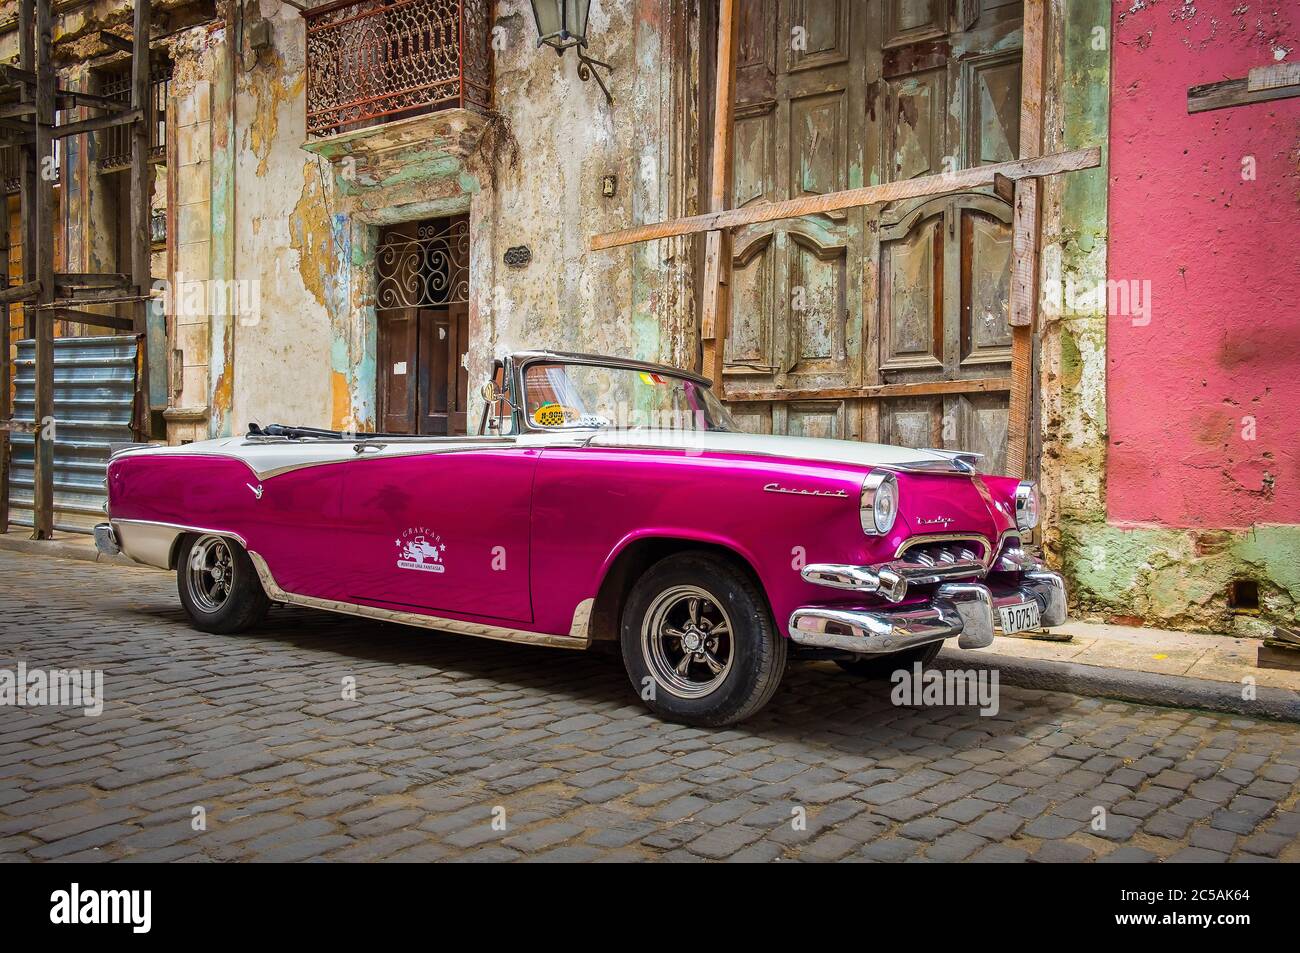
{"left": 239, "top": 0, "right": 697, "bottom": 433}
{"left": 465, "top": 0, "right": 698, "bottom": 417}
{"left": 1080, "top": 0, "right": 1299, "bottom": 632}
{"left": 1038, "top": 0, "right": 1111, "bottom": 576}
{"left": 226, "top": 0, "right": 332, "bottom": 433}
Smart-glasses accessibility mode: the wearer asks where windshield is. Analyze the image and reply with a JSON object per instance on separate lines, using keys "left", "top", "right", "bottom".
{"left": 521, "top": 361, "right": 738, "bottom": 432}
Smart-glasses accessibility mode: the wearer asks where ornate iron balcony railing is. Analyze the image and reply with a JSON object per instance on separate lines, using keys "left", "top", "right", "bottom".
{"left": 303, "top": 0, "right": 492, "bottom": 138}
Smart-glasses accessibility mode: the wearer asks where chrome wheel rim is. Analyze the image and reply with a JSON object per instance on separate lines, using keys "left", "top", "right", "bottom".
{"left": 641, "top": 585, "right": 735, "bottom": 699}
{"left": 186, "top": 535, "right": 234, "bottom": 613}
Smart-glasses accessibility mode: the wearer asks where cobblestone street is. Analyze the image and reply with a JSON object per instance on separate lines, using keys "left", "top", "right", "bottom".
{"left": 1, "top": 550, "right": 1298, "bottom": 863}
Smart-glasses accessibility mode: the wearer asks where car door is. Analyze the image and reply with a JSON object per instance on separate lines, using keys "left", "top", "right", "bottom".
{"left": 338, "top": 439, "right": 536, "bottom": 623}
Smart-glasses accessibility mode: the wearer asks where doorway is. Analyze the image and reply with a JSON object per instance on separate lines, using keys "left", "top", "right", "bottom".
{"left": 375, "top": 216, "right": 471, "bottom": 435}
{"left": 713, "top": 0, "right": 1025, "bottom": 473}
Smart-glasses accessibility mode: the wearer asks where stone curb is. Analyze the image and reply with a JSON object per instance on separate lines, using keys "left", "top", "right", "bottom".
{"left": 938, "top": 647, "right": 1300, "bottom": 724}
{"left": 0, "top": 533, "right": 136, "bottom": 568}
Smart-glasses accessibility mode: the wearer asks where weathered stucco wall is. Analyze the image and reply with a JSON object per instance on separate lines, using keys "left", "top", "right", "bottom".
{"left": 465, "top": 0, "right": 698, "bottom": 427}
{"left": 1070, "top": 0, "right": 1299, "bottom": 633}
{"left": 221, "top": 0, "right": 694, "bottom": 434}
{"left": 228, "top": 0, "right": 333, "bottom": 433}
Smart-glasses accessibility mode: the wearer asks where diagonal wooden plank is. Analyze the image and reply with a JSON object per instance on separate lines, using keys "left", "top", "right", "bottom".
{"left": 591, "top": 147, "right": 1100, "bottom": 251}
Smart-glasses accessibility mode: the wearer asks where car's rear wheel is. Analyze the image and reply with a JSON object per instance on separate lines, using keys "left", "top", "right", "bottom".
{"left": 835, "top": 640, "right": 942, "bottom": 679}
{"left": 176, "top": 534, "right": 270, "bottom": 634}
{"left": 620, "top": 552, "right": 786, "bottom": 727}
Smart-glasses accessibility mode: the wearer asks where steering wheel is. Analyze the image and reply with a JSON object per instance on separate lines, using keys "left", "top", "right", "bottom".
{"left": 532, "top": 402, "right": 582, "bottom": 427}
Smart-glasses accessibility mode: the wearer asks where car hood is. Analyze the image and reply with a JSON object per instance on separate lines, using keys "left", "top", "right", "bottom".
{"left": 584, "top": 429, "right": 960, "bottom": 471}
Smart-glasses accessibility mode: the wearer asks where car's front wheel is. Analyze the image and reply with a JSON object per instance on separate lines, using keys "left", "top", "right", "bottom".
{"left": 176, "top": 534, "right": 270, "bottom": 634}
{"left": 620, "top": 552, "right": 786, "bottom": 727}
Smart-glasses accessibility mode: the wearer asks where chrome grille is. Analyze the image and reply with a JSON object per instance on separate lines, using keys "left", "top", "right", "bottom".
{"left": 897, "top": 537, "right": 989, "bottom": 569}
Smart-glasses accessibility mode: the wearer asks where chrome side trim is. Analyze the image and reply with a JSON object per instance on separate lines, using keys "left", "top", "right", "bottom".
{"left": 112, "top": 519, "right": 248, "bottom": 570}
{"left": 246, "top": 552, "right": 592, "bottom": 651}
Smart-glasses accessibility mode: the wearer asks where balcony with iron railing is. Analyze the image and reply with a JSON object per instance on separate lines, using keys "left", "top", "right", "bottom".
{"left": 303, "top": 0, "right": 493, "bottom": 139}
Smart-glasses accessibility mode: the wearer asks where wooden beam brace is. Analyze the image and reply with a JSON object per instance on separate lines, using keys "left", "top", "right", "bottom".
{"left": 699, "top": 0, "right": 739, "bottom": 388}
{"left": 0, "top": 64, "right": 37, "bottom": 88}
{"left": 1188, "top": 73, "right": 1300, "bottom": 113}
{"left": 51, "top": 107, "right": 143, "bottom": 140}
{"left": 727, "top": 377, "right": 1013, "bottom": 403}
{"left": 98, "top": 30, "right": 134, "bottom": 54}
{"left": 0, "top": 101, "right": 36, "bottom": 120}
{"left": 131, "top": 0, "right": 153, "bottom": 434}
{"left": 56, "top": 88, "right": 130, "bottom": 113}
{"left": 55, "top": 272, "right": 132, "bottom": 289}
{"left": 591, "top": 147, "right": 1101, "bottom": 251}
{"left": 1005, "top": 0, "right": 1046, "bottom": 483}
{"left": 45, "top": 308, "right": 137, "bottom": 331}
{"left": 1009, "top": 179, "right": 1041, "bottom": 329}
{"left": 0, "top": 279, "right": 40, "bottom": 304}
{"left": 30, "top": 0, "right": 56, "bottom": 539}
{"left": 992, "top": 172, "right": 1015, "bottom": 205}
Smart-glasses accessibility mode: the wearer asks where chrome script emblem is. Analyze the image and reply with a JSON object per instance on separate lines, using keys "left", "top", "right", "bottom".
{"left": 916, "top": 515, "right": 954, "bottom": 526}
{"left": 763, "top": 482, "right": 848, "bottom": 499}
{"left": 246, "top": 483, "right": 264, "bottom": 500}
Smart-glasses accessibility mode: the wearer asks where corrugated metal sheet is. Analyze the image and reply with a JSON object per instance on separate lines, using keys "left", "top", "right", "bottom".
{"left": 10, "top": 335, "right": 141, "bottom": 534}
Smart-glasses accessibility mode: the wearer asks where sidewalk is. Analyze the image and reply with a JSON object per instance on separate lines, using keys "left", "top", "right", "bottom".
{"left": 940, "top": 621, "right": 1300, "bottom": 724}
{"left": 3, "top": 528, "right": 1299, "bottom": 720}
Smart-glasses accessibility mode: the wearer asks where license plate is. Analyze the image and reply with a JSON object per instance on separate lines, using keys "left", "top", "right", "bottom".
{"left": 998, "top": 600, "right": 1041, "bottom": 634}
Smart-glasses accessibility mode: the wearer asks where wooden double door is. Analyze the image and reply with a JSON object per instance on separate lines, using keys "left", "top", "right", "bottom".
{"left": 376, "top": 216, "right": 471, "bottom": 436}
{"left": 720, "top": 0, "right": 1024, "bottom": 472}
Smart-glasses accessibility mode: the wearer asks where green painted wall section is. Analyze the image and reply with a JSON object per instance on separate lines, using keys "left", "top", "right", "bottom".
{"left": 1065, "top": 522, "right": 1300, "bottom": 634}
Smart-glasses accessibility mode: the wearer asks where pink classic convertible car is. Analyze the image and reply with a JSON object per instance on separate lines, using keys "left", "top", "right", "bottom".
{"left": 96, "top": 351, "right": 1065, "bottom": 725}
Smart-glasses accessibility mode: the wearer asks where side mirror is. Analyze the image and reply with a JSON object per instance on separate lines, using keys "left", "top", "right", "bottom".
{"left": 481, "top": 381, "right": 502, "bottom": 404}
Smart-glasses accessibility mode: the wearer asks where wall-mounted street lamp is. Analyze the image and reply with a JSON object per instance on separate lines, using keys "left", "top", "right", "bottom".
{"left": 529, "top": 0, "right": 614, "bottom": 106}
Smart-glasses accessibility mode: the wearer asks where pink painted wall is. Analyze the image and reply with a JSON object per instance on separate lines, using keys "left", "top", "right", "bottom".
{"left": 1107, "top": 1, "right": 1300, "bottom": 528}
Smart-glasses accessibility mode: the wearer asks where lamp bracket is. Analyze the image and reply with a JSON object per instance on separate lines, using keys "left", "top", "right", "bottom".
{"left": 576, "top": 48, "right": 614, "bottom": 106}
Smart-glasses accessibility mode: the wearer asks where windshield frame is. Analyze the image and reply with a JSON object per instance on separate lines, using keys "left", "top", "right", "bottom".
{"left": 511, "top": 354, "right": 731, "bottom": 435}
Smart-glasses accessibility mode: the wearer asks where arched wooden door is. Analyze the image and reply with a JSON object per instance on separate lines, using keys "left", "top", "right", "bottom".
{"left": 719, "top": 0, "right": 1024, "bottom": 472}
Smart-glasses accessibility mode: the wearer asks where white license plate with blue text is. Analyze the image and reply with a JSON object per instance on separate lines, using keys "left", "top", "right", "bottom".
{"left": 998, "top": 600, "right": 1041, "bottom": 634}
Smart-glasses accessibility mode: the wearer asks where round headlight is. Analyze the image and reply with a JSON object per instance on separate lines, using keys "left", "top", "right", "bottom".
{"left": 861, "top": 470, "right": 899, "bottom": 536}
{"left": 1015, "top": 480, "right": 1039, "bottom": 532}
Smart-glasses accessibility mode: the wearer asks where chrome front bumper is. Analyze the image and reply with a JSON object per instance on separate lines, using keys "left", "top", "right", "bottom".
{"left": 93, "top": 522, "right": 120, "bottom": 557}
{"left": 789, "top": 569, "right": 1067, "bottom": 656}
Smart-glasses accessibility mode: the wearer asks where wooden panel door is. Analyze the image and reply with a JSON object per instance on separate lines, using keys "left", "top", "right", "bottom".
{"left": 866, "top": 0, "right": 1023, "bottom": 473}
{"left": 875, "top": 194, "right": 1013, "bottom": 470}
{"left": 725, "top": 0, "right": 868, "bottom": 441}
{"left": 417, "top": 302, "right": 469, "bottom": 436}
{"left": 722, "top": 0, "right": 1024, "bottom": 469}
{"left": 375, "top": 213, "right": 471, "bottom": 437}
{"left": 377, "top": 306, "right": 418, "bottom": 433}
